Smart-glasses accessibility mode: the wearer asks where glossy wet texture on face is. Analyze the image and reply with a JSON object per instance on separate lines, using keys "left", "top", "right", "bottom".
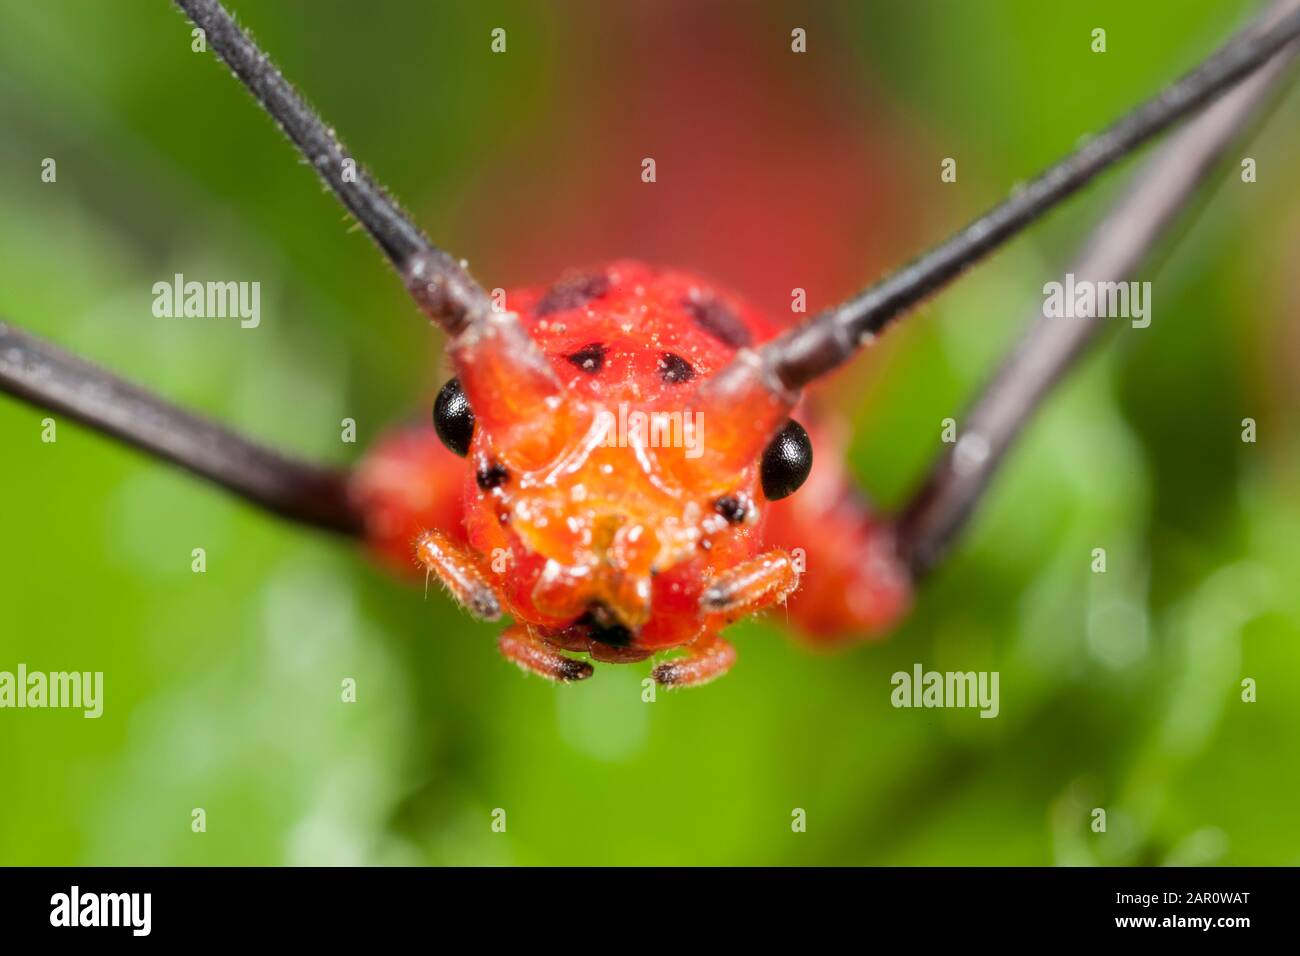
{"left": 457, "top": 261, "right": 785, "bottom": 645}
{"left": 355, "top": 262, "right": 908, "bottom": 685}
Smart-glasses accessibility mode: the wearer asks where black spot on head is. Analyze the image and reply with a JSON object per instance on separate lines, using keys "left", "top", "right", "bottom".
{"left": 476, "top": 462, "right": 510, "bottom": 491}
{"left": 566, "top": 342, "right": 606, "bottom": 374}
{"left": 683, "top": 293, "right": 751, "bottom": 348}
{"left": 714, "top": 495, "right": 748, "bottom": 524}
{"left": 536, "top": 272, "right": 610, "bottom": 317}
{"left": 658, "top": 352, "right": 695, "bottom": 384}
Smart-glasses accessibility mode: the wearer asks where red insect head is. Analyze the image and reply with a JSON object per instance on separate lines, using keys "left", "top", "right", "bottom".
{"left": 354, "top": 261, "right": 908, "bottom": 686}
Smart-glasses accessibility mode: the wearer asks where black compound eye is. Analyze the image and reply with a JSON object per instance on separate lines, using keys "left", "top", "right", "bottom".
{"left": 433, "top": 377, "right": 474, "bottom": 457}
{"left": 760, "top": 419, "right": 813, "bottom": 500}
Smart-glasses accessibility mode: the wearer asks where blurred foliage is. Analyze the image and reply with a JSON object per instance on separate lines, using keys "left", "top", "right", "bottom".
{"left": 0, "top": 1, "right": 1297, "bottom": 865}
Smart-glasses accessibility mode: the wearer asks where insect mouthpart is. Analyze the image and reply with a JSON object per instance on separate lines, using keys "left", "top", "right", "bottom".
{"left": 575, "top": 601, "right": 636, "bottom": 647}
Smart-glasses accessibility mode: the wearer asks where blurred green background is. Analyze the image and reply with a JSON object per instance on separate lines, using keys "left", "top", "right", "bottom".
{"left": 1, "top": 0, "right": 1297, "bottom": 865}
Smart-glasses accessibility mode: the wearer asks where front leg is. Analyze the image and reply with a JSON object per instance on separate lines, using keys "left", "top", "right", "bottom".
{"left": 651, "top": 633, "right": 736, "bottom": 688}
{"left": 648, "top": 551, "right": 794, "bottom": 688}
{"left": 700, "top": 549, "right": 800, "bottom": 618}
{"left": 499, "top": 624, "right": 593, "bottom": 682}
{"left": 413, "top": 528, "right": 502, "bottom": 621}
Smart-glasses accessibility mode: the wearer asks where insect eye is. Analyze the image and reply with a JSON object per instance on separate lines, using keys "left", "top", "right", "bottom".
{"left": 760, "top": 419, "right": 813, "bottom": 500}
{"left": 433, "top": 377, "right": 474, "bottom": 457}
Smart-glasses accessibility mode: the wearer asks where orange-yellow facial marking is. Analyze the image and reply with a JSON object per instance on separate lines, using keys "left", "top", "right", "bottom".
{"left": 455, "top": 262, "right": 791, "bottom": 647}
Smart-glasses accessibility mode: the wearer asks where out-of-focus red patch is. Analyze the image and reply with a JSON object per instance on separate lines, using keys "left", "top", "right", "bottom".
{"left": 350, "top": 427, "right": 468, "bottom": 575}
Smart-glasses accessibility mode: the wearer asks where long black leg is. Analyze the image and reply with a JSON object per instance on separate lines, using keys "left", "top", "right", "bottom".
{"left": 752, "top": 5, "right": 1300, "bottom": 392}
{"left": 896, "top": 3, "right": 1299, "bottom": 574}
{"left": 174, "top": 0, "right": 492, "bottom": 335}
{"left": 1, "top": 3, "right": 1294, "bottom": 554}
{"left": 0, "top": 319, "right": 361, "bottom": 535}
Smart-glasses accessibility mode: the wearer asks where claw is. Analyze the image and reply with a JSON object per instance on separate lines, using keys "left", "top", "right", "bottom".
{"left": 413, "top": 529, "right": 501, "bottom": 621}
{"left": 652, "top": 635, "right": 735, "bottom": 688}
{"left": 499, "top": 625, "right": 593, "bottom": 682}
